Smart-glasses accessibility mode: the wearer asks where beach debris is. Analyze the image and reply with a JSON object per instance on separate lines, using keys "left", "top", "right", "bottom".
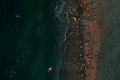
{"left": 73, "top": 72, "right": 76, "bottom": 75}
{"left": 15, "top": 14, "right": 21, "bottom": 19}
{"left": 80, "top": 54, "right": 82, "bottom": 57}
{"left": 48, "top": 67, "right": 53, "bottom": 72}
{"left": 81, "top": 74, "right": 84, "bottom": 77}
{"left": 80, "top": 46, "right": 83, "bottom": 48}
{"left": 77, "top": 41, "right": 80, "bottom": 44}
{"left": 72, "top": 17, "right": 77, "bottom": 22}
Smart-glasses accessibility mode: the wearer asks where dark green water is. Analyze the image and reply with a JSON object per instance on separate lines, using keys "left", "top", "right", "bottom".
{"left": 0, "top": 0, "right": 58, "bottom": 80}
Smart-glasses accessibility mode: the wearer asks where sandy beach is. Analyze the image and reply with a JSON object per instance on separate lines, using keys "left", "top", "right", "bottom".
{"left": 58, "top": 0, "right": 103, "bottom": 80}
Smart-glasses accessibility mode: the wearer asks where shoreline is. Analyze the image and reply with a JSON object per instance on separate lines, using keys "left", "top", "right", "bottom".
{"left": 53, "top": 0, "right": 110, "bottom": 80}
